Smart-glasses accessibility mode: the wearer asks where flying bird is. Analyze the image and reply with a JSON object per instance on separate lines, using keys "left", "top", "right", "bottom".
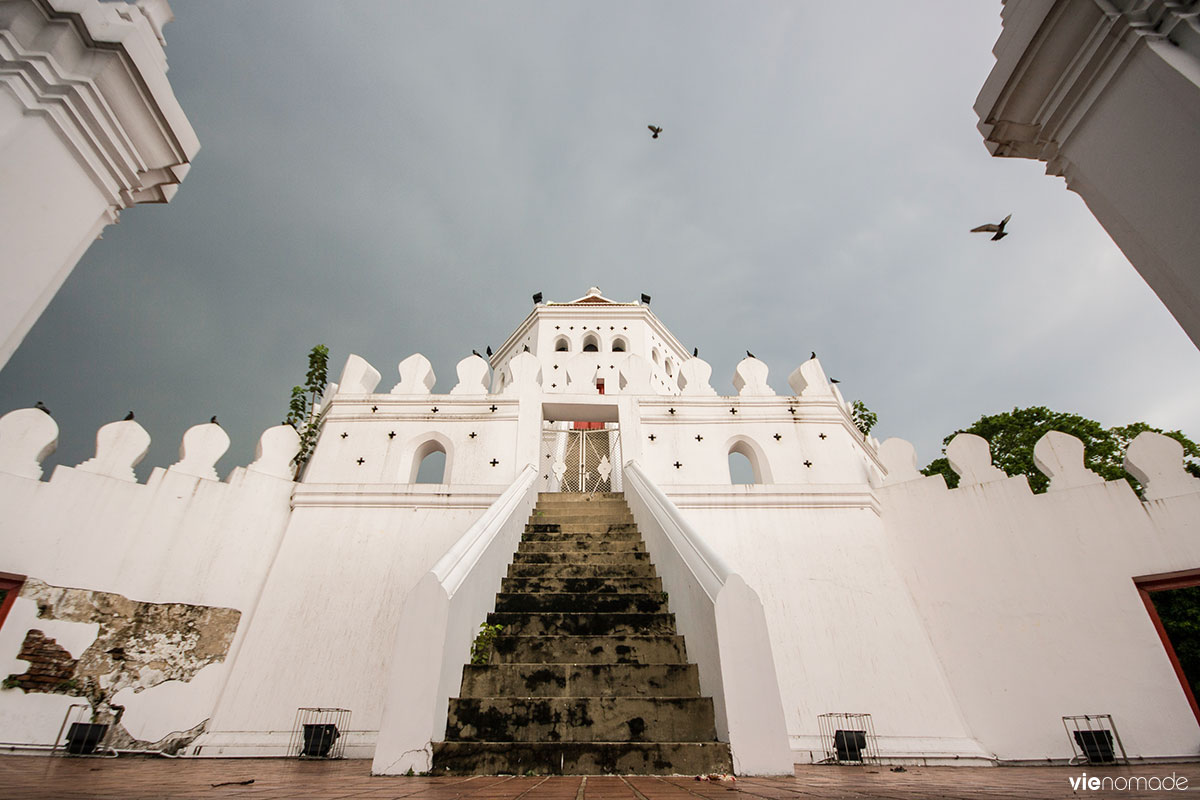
{"left": 647, "top": 125, "right": 663, "bottom": 139}
{"left": 124, "top": 411, "right": 134, "bottom": 421}
{"left": 971, "top": 214, "right": 1012, "bottom": 240}
{"left": 34, "top": 400, "right": 50, "bottom": 416}
{"left": 746, "top": 350, "right": 756, "bottom": 359}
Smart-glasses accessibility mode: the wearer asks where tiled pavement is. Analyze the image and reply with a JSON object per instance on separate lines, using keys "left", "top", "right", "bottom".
{"left": 1, "top": 756, "right": 1199, "bottom": 800}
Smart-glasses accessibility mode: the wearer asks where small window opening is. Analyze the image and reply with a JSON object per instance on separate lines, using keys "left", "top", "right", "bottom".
{"left": 413, "top": 443, "right": 447, "bottom": 484}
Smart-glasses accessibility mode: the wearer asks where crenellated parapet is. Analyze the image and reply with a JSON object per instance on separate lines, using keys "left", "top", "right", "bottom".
{"left": 878, "top": 428, "right": 1200, "bottom": 502}
{"left": 0, "top": 407, "right": 300, "bottom": 485}
{"left": 301, "top": 347, "right": 882, "bottom": 493}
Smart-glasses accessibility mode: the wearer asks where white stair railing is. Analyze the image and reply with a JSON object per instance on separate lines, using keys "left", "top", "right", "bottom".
{"left": 623, "top": 460, "right": 794, "bottom": 775}
{"left": 371, "top": 464, "right": 539, "bottom": 775}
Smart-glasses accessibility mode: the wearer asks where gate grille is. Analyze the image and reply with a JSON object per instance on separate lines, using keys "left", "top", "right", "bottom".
{"left": 539, "top": 423, "right": 622, "bottom": 493}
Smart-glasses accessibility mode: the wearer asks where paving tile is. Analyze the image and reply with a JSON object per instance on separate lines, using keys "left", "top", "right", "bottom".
{"left": 1, "top": 757, "right": 1198, "bottom": 800}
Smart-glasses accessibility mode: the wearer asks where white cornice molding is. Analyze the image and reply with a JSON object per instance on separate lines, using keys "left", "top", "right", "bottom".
{"left": 0, "top": 0, "right": 198, "bottom": 208}
{"left": 974, "top": 0, "right": 1191, "bottom": 176}
{"left": 662, "top": 483, "right": 881, "bottom": 514}
{"left": 291, "top": 482, "right": 505, "bottom": 509}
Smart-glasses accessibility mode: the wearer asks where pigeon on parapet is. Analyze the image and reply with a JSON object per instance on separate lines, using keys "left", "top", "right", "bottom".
{"left": 34, "top": 401, "right": 50, "bottom": 416}
{"left": 210, "top": 415, "right": 220, "bottom": 426}
{"left": 971, "top": 214, "right": 1012, "bottom": 241}
{"left": 486, "top": 346, "right": 493, "bottom": 357}
{"left": 124, "top": 411, "right": 134, "bottom": 421}
{"left": 746, "top": 350, "right": 756, "bottom": 359}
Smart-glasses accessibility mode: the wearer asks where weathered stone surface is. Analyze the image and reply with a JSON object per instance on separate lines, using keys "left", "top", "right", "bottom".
{"left": 446, "top": 697, "right": 719, "bottom": 742}
{"left": 434, "top": 492, "right": 731, "bottom": 775}
{"left": 500, "top": 577, "right": 663, "bottom": 594}
{"left": 494, "top": 593, "right": 666, "bottom": 614}
{"left": 460, "top": 664, "right": 700, "bottom": 698}
{"left": 4, "top": 579, "right": 239, "bottom": 711}
{"left": 488, "top": 612, "right": 677, "bottom": 637}
{"left": 489, "top": 635, "right": 687, "bottom": 665}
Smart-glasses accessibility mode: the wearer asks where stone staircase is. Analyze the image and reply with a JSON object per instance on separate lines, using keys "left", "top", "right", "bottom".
{"left": 431, "top": 492, "right": 733, "bottom": 775}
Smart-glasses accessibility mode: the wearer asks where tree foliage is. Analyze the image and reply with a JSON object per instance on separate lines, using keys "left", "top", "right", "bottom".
{"left": 1150, "top": 587, "right": 1200, "bottom": 703}
{"left": 851, "top": 401, "right": 877, "bottom": 438}
{"left": 920, "top": 406, "right": 1200, "bottom": 494}
{"left": 284, "top": 344, "right": 330, "bottom": 479}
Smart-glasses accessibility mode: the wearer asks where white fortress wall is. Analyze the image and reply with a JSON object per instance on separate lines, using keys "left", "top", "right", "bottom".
{"left": 878, "top": 431, "right": 1200, "bottom": 761}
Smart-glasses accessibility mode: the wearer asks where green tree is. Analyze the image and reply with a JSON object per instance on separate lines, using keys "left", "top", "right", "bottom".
{"left": 285, "top": 344, "right": 330, "bottom": 479}
{"left": 851, "top": 400, "right": 877, "bottom": 438}
{"left": 920, "top": 406, "right": 1200, "bottom": 494}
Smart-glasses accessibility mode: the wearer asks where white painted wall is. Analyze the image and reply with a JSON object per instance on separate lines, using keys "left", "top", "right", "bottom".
{"left": 879, "top": 465, "right": 1200, "bottom": 761}
{"left": 0, "top": 413, "right": 296, "bottom": 747}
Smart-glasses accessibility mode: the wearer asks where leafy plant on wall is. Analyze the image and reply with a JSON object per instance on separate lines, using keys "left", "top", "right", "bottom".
{"left": 851, "top": 400, "right": 877, "bottom": 438}
{"left": 285, "top": 344, "right": 330, "bottom": 479}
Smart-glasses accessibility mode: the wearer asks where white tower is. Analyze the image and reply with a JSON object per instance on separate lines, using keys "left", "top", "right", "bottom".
{"left": 0, "top": 0, "right": 198, "bottom": 367}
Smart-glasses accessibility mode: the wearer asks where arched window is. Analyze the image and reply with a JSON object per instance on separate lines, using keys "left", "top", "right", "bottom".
{"left": 611, "top": 336, "right": 627, "bottom": 353}
{"left": 410, "top": 438, "right": 449, "bottom": 484}
{"left": 554, "top": 336, "right": 570, "bottom": 352}
{"left": 727, "top": 438, "right": 772, "bottom": 484}
{"left": 728, "top": 450, "right": 755, "bottom": 484}
{"left": 582, "top": 333, "right": 600, "bottom": 352}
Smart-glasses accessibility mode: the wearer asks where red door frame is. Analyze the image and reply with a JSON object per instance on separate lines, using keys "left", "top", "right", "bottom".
{"left": 0, "top": 572, "right": 26, "bottom": 632}
{"left": 1135, "top": 568, "right": 1200, "bottom": 726}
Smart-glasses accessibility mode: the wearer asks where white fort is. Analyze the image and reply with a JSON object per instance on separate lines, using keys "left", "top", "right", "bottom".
{"left": 1, "top": 287, "right": 1199, "bottom": 774}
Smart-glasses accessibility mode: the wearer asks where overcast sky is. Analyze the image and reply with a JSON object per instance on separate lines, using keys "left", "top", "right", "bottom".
{"left": 2, "top": 1, "right": 1198, "bottom": 479}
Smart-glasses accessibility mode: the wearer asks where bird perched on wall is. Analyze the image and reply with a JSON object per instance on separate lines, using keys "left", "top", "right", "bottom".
{"left": 486, "top": 346, "right": 493, "bottom": 357}
{"left": 693, "top": 347, "right": 698, "bottom": 357}
{"left": 971, "top": 214, "right": 1012, "bottom": 240}
{"left": 647, "top": 125, "right": 663, "bottom": 139}
{"left": 34, "top": 400, "right": 50, "bottom": 416}
{"left": 746, "top": 350, "right": 756, "bottom": 359}
{"left": 210, "top": 415, "right": 220, "bottom": 426}
{"left": 810, "top": 351, "right": 817, "bottom": 360}
{"left": 830, "top": 379, "right": 841, "bottom": 384}
{"left": 124, "top": 411, "right": 134, "bottom": 421}
{"left": 523, "top": 345, "right": 530, "bottom": 352}
{"left": 472, "top": 349, "right": 482, "bottom": 358}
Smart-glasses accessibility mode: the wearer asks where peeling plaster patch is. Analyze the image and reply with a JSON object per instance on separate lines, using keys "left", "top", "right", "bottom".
{"left": 2, "top": 579, "right": 240, "bottom": 737}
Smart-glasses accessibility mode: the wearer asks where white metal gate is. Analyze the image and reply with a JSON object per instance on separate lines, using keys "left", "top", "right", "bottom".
{"left": 539, "top": 423, "right": 622, "bottom": 493}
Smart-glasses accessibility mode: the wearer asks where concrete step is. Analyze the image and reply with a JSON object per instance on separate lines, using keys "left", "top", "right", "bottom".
{"left": 537, "top": 492, "right": 626, "bottom": 502}
{"left": 430, "top": 741, "right": 733, "bottom": 776}
{"left": 487, "top": 612, "right": 676, "bottom": 637}
{"left": 500, "top": 577, "right": 662, "bottom": 594}
{"left": 526, "top": 522, "right": 640, "bottom": 534}
{"left": 459, "top": 663, "right": 701, "bottom": 698}
{"left": 508, "top": 562, "right": 657, "bottom": 579}
{"left": 444, "top": 697, "right": 719, "bottom": 742}
{"left": 529, "top": 514, "right": 634, "bottom": 525}
{"left": 493, "top": 593, "right": 666, "bottom": 614}
{"left": 521, "top": 530, "right": 643, "bottom": 543}
{"left": 490, "top": 635, "right": 688, "bottom": 665}
{"left": 517, "top": 539, "right": 645, "bottom": 554}
{"left": 512, "top": 551, "right": 652, "bottom": 566}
